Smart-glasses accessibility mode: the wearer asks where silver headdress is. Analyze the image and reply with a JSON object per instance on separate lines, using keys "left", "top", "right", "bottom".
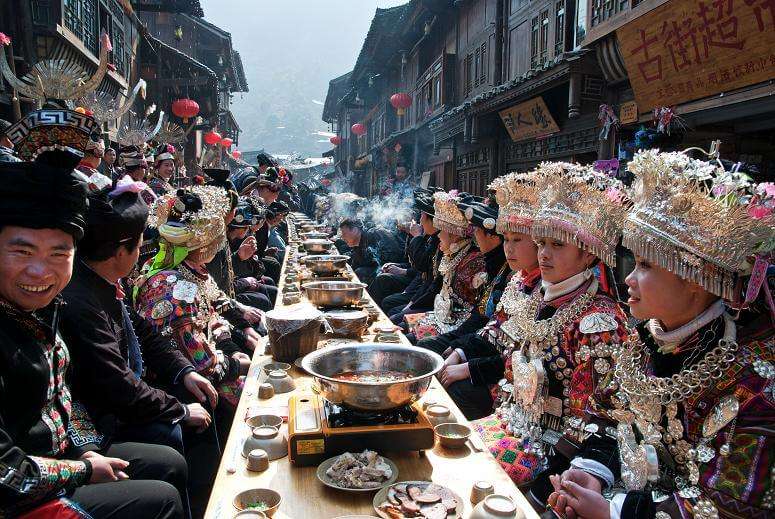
{"left": 77, "top": 79, "right": 146, "bottom": 126}
{"left": 0, "top": 33, "right": 111, "bottom": 106}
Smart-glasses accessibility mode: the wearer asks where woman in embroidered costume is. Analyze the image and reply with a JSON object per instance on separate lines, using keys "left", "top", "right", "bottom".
{"left": 411, "top": 190, "right": 486, "bottom": 338}
{"left": 148, "top": 142, "right": 177, "bottom": 196}
{"left": 133, "top": 186, "right": 250, "bottom": 408}
{"left": 473, "top": 163, "right": 630, "bottom": 501}
{"left": 434, "top": 172, "right": 542, "bottom": 420}
{"left": 547, "top": 150, "right": 775, "bottom": 519}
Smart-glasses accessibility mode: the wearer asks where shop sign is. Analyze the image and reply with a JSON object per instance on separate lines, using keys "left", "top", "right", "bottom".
{"left": 619, "top": 101, "right": 639, "bottom": 124}
{"left": 499, "top": 97, "right": 560, "bottom": 142}
{"left": 617, "top": 0, "right": 775, "bottom": 113}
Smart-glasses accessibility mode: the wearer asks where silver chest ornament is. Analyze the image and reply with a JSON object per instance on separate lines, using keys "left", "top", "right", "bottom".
{"left": 172, "top": 280, "right": 198, "bottom": 303}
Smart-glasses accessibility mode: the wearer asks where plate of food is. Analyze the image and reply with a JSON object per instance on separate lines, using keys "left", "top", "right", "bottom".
{"left": 317, "top": 450, "right": 398, "bottom": 492}
{"left": 373, "top": 481, "right": 463, "bottom": 519}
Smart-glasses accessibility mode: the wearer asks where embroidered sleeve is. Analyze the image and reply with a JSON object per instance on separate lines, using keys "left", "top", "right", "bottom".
{"left": 25, "top": 456, "right": 90, "bottom": 496}
{"left": 65, "top": 402, "right": 104, "bottom": 455}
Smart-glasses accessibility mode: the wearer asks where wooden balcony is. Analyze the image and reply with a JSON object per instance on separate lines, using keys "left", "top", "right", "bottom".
{"left": 580, "top": 0, "right": 669, "bottom": 45}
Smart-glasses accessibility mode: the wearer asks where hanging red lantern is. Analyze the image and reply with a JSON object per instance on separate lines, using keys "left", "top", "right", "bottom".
{"left": 232, "top": 149, "right": 242, "bottom": 159}
{"left": 390, "top": 93, "right": 412, "bottom": 116}
{"left": 351, "top": 123, "right": 366, "bottom": 136}
{"left": 171, "top": 98, "right": 199, "bottom": 123}
{"left": 203, "top": 130, "right": 222, "bottom": 145}
{"left": 220, "top": 137, "right": 233, "bottom": 148}
{"left": 330, "top": 135, "right": 342, "bottom": 146}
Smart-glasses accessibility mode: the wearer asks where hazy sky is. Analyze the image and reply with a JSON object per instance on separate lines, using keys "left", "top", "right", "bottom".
{"left": 199, "top": 0, "right": 408, "bottom": 156}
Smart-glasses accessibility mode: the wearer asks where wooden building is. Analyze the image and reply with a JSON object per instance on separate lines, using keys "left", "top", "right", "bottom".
{"left": 326, "top": 0, "right": 773, "bottom": 196}
{"left": 137, "top": 0, "right": 248, "bottom": 169}
{"left": 0, "top": 0, "right": 140, "bottom": 134}
{"left": 578, "top": 0, "right": 775, "bottom": 179}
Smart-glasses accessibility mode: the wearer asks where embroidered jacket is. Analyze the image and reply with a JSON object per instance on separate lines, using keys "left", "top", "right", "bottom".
{"left": 147, "top": 176, "right": 173, "bottom": 197}
{"left": 586, "top": 313, "right": 775, "bottom": 519}
{"left": 0, "top": 299, "right": 103, "bottom": 514}
{"left": 133, "top": 267, "right": 242, "bottom": 404}
{"left": 472, "top": 276, "right": 628, "bottom": 488}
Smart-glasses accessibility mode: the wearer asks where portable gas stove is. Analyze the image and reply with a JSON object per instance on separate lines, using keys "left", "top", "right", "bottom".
{"left": 288, "top": 393, "right": 435, "bottom": 466}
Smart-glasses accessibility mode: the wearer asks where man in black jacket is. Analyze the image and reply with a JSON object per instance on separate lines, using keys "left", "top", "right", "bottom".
{"left": 378, "top": 189, "right": 439, "bottom": 313}
{"left": 0, "top": 156, "right": 184, "bottom": 518}
{"left": 338, "top": 218, "right": 405, "bottom": 284}
{"left": 60, "top": 185, "right": 216, "bottom": 449}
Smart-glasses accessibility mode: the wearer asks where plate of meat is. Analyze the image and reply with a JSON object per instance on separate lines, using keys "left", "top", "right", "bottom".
{"left": 317, "top": 450, "right": 398, "bottom": 492}
{"left": 373, "top": 481, "right": 463, "bottom": 519}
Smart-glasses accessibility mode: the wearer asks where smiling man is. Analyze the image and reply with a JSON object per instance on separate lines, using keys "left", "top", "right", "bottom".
{"left": 0, "top": 158, "right": 184, "bottom": 518}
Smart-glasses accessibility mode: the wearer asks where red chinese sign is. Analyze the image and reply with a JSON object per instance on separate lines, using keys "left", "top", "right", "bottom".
{"left": 617, "top": 0, "right": 775, "bottom": 112}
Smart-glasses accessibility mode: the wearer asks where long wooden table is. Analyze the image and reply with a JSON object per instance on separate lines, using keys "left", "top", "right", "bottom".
{"left": 204, "top": 220, "right": 539, "bottom": 519}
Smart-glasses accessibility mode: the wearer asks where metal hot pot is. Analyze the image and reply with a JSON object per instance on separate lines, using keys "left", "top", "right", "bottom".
{"left": 301, "top": 343, "right": 444, "bottom": 411}
{"left": 302, "top": 280, "right": 366, "bottom": 308}
{"left": 302, "top": 239, "right": 333, "bottom": 254}
{"left": 303, "top": 255, "right": 349, "bottom": 275}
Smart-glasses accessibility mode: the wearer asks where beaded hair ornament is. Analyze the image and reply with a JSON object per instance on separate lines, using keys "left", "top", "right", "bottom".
{"left": 532, "top": 161, "right": 630, "bottom": 266}
{"left": 148, "top": 185, "right": 229, "bottom": 252}
{"left": 433, "top": 190, "right": 472, "bottom": 237}
{"left": 489, "top": 170, "right": 541, "bottom": 235}
{"left": 625, "top": 149, "right": 774, "bottom": 299}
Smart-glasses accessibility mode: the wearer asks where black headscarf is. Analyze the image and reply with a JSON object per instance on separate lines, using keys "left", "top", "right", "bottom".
{"left": 0, "top": 159, "right": 89, "bottom": 240}
{"left": 80, "top": 187, "right": 149, "bottom": 250}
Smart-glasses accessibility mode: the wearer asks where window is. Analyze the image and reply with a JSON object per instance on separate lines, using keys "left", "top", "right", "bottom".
{"left": 540, "top": 10, "right": 550, "bottom": 64}
{"left": 64, "top": 0, "right": 98, "bottom": 55}
{"left": 434, "top": 76, "right": 442, "bottom": 107}
{"left": 574, "top": 0, "right": 588, "bottom": 47}
{"left": 474, "top": 47, "right": 481, "bottom": 88}
{"left": 464, "top": 53, "right": 473, "bottom": 96}
{"left": 479, "top": 42, "right": 487, "bottom": 85}
{"left": 555, "top": 1, "right": 565, "bottom": 55}
{"left": 531, "top": 16, "right": 539, "bottom": 69}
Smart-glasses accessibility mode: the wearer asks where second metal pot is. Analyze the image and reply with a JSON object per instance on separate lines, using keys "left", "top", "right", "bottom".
{"left": 302, "top": 280, "right": 366, "bottom": 308}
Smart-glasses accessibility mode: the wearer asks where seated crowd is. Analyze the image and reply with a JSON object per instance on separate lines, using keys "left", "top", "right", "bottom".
{"left": 0, "top": 102, "right": 301, "bottom": 518}
{"left": 332, "top": 159, "right": 774, "bottom": 519}
{"left": 1, "top": 92, "right": 773, "bottom": 519}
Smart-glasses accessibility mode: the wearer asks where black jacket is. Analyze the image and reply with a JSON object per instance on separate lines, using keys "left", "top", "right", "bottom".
{"left": 59, "top": 261, "right": 190, "bottom": 432}
{"left": 0, "top": 298, "right": 100, "bottom": 513}
{"left": 348, "top": 226, "right": 405, "bottom": 271}
{"left": 408, "top": 233, "right": 442, "bottom": 311}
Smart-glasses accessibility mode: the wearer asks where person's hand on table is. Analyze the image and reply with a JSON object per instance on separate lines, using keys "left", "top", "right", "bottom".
{"left": 439, "top": 362, "right": 469, "bottom": 387}
{"left": 265, "top": 246, "right": 279, "bottom": 257}
{"left": 81, "top": 451, "right": 129, "bottom": 483}
{"left": 183, "top": 402, "right": 212, "bottom": 432}
{"left": 232, "top": 351, "right": 251, "bottom": 375}
{"left": 241, "top": 327, "right": 262, "bottom": 352}
{"left": 547, "top": 470, "right": 607, "bottom": 519}
{"left": 443, "top": 350, "right": 461, "bottom": 367}
{"left": 242, "top": 306, "right": 264, "bottom": 324}
{"left": 381, "top": 263, "right": 395, "bottom": 272}
{"left": 385, "top": 265, "right": 407, "bottom": 276}
{"left": 183, "top": 371, "right": 218, "bottom": 407}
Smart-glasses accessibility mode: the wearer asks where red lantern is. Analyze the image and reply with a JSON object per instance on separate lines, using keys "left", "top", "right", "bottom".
{"left": 220, "top": 137, "right": 233, "bottom": 148}
{"left": 351, "top": 123, "right": 366, "bottom": 136}
{"left": 171, "top": 98, "right": 199, "bottom": 123}
{"left": 390, "top": 93, "right": 412, "bottom": 116}
{"left": 203, "top": 130, "right": 222, "bottom": 145}
{"left": 321, "top": 178, "right": 332, "bottom": 186}
{"left": 232, "top": 149, "right": 242, "bottom": 159}
{"left": 330, "top": 135, "right": 342, "bottom": 146}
